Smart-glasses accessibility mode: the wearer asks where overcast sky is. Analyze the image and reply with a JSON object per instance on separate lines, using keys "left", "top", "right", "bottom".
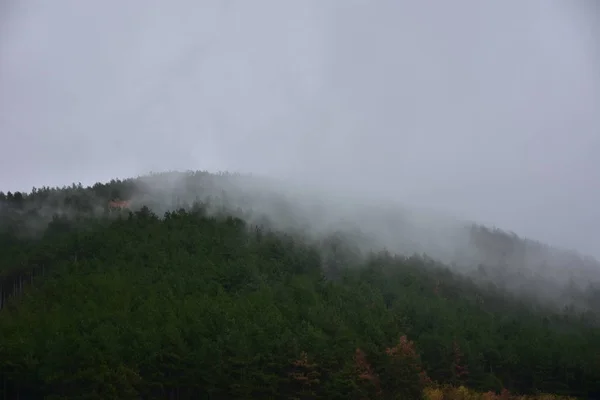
{"left": 1, "top": 0, "right": 599, "bottom": 256}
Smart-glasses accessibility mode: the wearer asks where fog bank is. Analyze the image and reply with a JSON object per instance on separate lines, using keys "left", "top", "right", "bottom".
{"left": 1, "top": 0, "right": 599, "bottom": 256}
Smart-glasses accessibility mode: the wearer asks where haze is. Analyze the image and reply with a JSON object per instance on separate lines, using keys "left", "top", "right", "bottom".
{"left": 1, "top": 0, "right": 599, "bottom": 257}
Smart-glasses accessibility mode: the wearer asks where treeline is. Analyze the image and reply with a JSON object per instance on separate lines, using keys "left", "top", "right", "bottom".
{"left": 1, "top": 201, "right": 600, "bottom": 398}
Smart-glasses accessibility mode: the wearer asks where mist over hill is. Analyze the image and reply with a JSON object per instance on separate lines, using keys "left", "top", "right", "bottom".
{"left": 2, "top": 0, "right": 600, "bottom": 260}
{"left": 2, "top": 170, "right": 600, "bottom": 312}
{"left": 2, "top": 171, "right": 600, "bottom": 398}
{"left": 2, "top": 1, "right": 600, "bottom": 397}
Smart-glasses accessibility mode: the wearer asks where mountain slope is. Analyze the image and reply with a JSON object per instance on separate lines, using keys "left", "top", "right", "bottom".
{"left": 2, "top": 170, "right": 599, "bottom": 311}
{"left": 1, "top": 171, "right": 599, "bottom": 399}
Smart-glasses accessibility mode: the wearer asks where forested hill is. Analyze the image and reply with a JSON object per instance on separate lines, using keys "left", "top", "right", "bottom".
{"left": 2, "top": 171, "right": 599, "bottom": 310}
{"left": 1, "top": 171, "right": 600, "bottom": 399}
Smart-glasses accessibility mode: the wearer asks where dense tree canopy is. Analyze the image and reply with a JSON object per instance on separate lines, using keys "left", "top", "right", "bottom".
{"left": 0, "top": 172, "right": 599, "bottom": 399}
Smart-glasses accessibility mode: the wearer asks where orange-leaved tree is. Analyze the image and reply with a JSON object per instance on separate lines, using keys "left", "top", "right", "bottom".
{"left": 287, "top": 351, "right": 321, "bottom": 400}
{"left": 380, "top": 335, "right": 430, "bottom": 399}
{"left": 354, "top": 347, "right": 383, "bottom": 399}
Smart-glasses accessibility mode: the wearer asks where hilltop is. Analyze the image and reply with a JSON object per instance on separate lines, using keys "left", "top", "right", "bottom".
{"left": 1, "top": 170, "right": 599, "bottom": 399}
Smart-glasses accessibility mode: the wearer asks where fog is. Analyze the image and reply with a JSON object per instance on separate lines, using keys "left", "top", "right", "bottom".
{"left": 1, "top": 0, "right": 599, "bottom": 257}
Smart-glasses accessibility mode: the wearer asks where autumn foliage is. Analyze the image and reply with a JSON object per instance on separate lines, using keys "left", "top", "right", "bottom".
{"left": 423, "top": 385, "right": 578, "bottom": 400}
{"left": 354, "top": 347, "right": 383, "bottom": 398}
{"left": 452, "top": 340, "right": 469, "bottom": 384}
{"left": 288, "top": 351, "right": 321, "bottom": 399}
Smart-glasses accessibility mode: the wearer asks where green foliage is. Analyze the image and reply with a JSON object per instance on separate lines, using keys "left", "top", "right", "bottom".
{"left": 0, "top": 173, "right": 599, "bottom": 399}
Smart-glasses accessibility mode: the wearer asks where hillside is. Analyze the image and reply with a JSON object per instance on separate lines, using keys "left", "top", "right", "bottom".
{"left": 3, "top": 171, "right": 599, "bottom": 311}
{"left": 1, "top": 171, "right": 600, "bottom": 399}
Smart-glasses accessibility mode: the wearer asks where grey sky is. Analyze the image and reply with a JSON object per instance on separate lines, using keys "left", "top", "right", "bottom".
{"left": 1, "top": 0, "right": 599, "bottom": 256}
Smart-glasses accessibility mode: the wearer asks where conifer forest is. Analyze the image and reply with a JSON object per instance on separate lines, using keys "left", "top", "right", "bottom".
{"left": 1, "top": 171, "right": 600, "bottom": 399}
